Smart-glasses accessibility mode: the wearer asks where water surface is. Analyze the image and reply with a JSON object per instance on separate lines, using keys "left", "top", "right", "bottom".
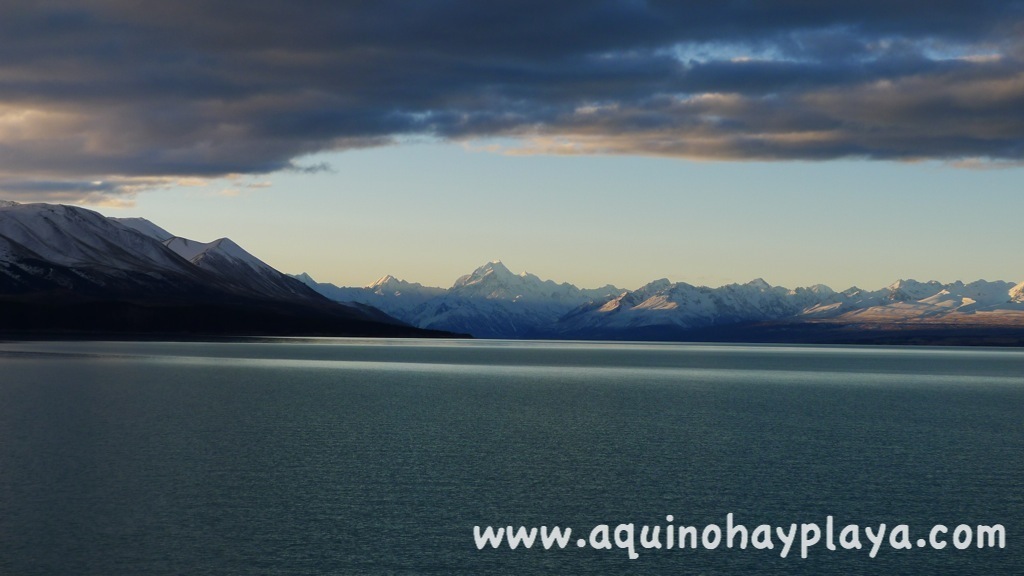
{"left": 0, "top": 339, "right": 1021, "bottom": 574}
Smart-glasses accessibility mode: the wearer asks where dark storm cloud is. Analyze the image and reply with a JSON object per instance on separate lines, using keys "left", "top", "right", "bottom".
{"left": 2, "top": 0, "right": 1024, "bottom": 199}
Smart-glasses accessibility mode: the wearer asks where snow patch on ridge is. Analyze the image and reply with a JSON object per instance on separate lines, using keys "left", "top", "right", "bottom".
{"left": 111, "top": 217, "right": 175, "bottom": 242}
{"left": 164, "top": 236, "right": 266, "bottom": 272}
{"left": 1011, "top": 281, "right": 1024, "bottom": 303}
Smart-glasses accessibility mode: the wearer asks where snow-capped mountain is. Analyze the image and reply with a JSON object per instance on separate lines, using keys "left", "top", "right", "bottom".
{"left": 556, "top": 277, "right": 1024, "bottom": 339}
{"left": 111, "top": 217, "right": 175, "bottom": 242}
{"left": 301, "top": 262, "right": 1024, "bottom": 340}
{"left": 811, "top": 279, "right": 1022, "bottom": 324}
{"left": 112, "top": 214, "right": 326, "bottom": 303}
{"left": 447, "top": 260, "right": 618, "bottom": 304}
{"left": 883, "top": 279, "right": 947, "bottom": 302}
{"left": 299, "top": 261, "right": 622, "bottom": 338}
{"left": 3, "top": 200, "right": 1021, "bottom": 343}
{"left": 557, "top": 277, "right": 809, "bottom": 334}
{"left": 293, "top": 272, "right": 447, "bottom": 318}
{"left": 163, "top": 236, "right": 317, "bottom": 301}
{"left": 0, "top": 201, "right": 440, "bottom": 337}
{"left": 0, "top": 202, "right": 212, "bottom": 295}
{"left": 410, "top": 261, "right": 620, "bottom": 337}
{"left": 11, "top": 198, "right": 988, "bottom": 343}
{"left": 1010, "top": 281, "right": 1024, "bottom": 303}
{"left": 0, "top": 201, "right": 316, "bottom": 301}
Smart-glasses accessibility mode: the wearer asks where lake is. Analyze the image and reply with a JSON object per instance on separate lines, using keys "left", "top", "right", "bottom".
{"left": 0, "top": 339, "right": 1021, "bottom": 575}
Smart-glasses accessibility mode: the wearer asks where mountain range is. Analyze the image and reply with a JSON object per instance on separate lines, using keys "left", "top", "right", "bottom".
{"left": 295, "top": 261, "right": 1024, "bottom": 345}
{"left": 0, "top": 201, "right": 453, "bottom": 338}
{"left": 2, "top": 199, "right": 1022, "bottom": 344}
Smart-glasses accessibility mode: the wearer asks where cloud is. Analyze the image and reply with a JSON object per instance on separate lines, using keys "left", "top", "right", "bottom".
{"left": 2, "top": 1, "right": 1024, "bottom": 201}
{"left": 216, "top": 176, "right": 272, "bottom": 197}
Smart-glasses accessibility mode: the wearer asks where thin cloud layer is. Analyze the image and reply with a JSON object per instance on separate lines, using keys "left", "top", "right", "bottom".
{"left": 2, "top": 1, "right": 1023, "bottom": 199}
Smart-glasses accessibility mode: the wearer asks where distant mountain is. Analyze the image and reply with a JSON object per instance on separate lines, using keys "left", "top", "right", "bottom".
{"left": 296, "top": 261, "right": 621, "bottom": 338}
{"left": 554, "top": 277, "right": 1024, "bottom": 341}
{"left": 10, "top": 199, "right": 1012, "bottom": 343}
{"left": 294, "top": 272, "right": 447, "bottom": 318}
{"left": 298, "top": 264, "right": 1024, "bottom": 344}
{"left": 411, "top": 261, "right": 621, "bottom": 338}
{"left": 0, "top": 201, "right": 455, "bottom": 338}
{"left": 1009, "top": 280, "right": 1024, "bottom": 303}
{"left": 556, "top": 277, "right": 817, "bottom": 335}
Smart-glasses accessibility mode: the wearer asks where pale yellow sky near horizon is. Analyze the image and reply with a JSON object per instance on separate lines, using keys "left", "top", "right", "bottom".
{"left": 95, "top": 143, "right": 1024, "bottom": 292}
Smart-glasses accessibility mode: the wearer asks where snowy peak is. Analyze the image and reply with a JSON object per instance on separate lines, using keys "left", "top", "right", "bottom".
{"left": 111, "top": 217, "right": 174, "bottom": 241}
{"left": 0, "top": 201, "right": 197, "bottom": 273}
{"left": 791, "top": 284, "right": 836, "bottom": 299}
{"left": 445, "top": 261, "right": 619, "bottom": 305}
{"left": 924, "top": 280, "right": 1016, "bottom": 308}
{"left": 453, "top": 260, "right": 517, "bottom": 288}
{"left": 293, "top": 272, "right": 317, "bottom": 285}
{"left": 164, "top": 236, "right": 214, "bottom": 262}
{"left": 164, "top": 236, "right": 266, "bottom": 272}
{"left": 369, "top": 275, "right": 443, "bottom": 298}
{"left": 306, "top": 261, "right": 624, "bottom": 338}
{"left": 294, "top": 271, "right": 445, "bottom": 317}
{"left": 451, "top": 261, "right": 546, "bottom": 301}
{"left": 885, "top": 279, "right": 944, "bottom": 302}
{"left": 639, "top": 278, "right": 673, "bottom": 293}
{"left": 0, "top": 201, "right": 243, "bottom": 298}
{"left": 1011, "top": 281, "right": 1024, "bottom": 303}
{"left": 365, "top": 274, "right": 442, "bottom": 295}
{"left": 555, "top": 273, "right": 1024, "bottom": 337}
{"left": 294, "top": 259, "right": 1024, "bottom": 340}
{"left": 207, "top": 238, "right": 259, "bottom": 263}
{"left": 162, "top": 235, "right": 317, "bottom": 301}
{"left": 745, "top": 278, "right": 772, "bottom": 289}
{"left": 368, "top": 274, "right": 402, "bottom": 289}
{"left": 0, "top": 202, "right": 435, "bottom": 336}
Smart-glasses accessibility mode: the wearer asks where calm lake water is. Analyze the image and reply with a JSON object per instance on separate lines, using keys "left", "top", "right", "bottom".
{"left": 0, "top": 339, "right": 1021, "bottom": 575}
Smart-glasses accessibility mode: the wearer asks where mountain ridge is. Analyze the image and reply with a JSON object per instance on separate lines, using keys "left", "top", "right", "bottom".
{"left": 0, "top": 201, "right": 458, "bottom": 338}
{"left": 3, "top": 200, "right": 1019, "bottom": 343}
{"left": 296, "top": 265, "right": 1024, "bottom": 342}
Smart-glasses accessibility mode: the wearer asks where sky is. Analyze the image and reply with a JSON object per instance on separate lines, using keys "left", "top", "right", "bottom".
{"left": 2, "top": 1, "right": 1024, "bottom": 290}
